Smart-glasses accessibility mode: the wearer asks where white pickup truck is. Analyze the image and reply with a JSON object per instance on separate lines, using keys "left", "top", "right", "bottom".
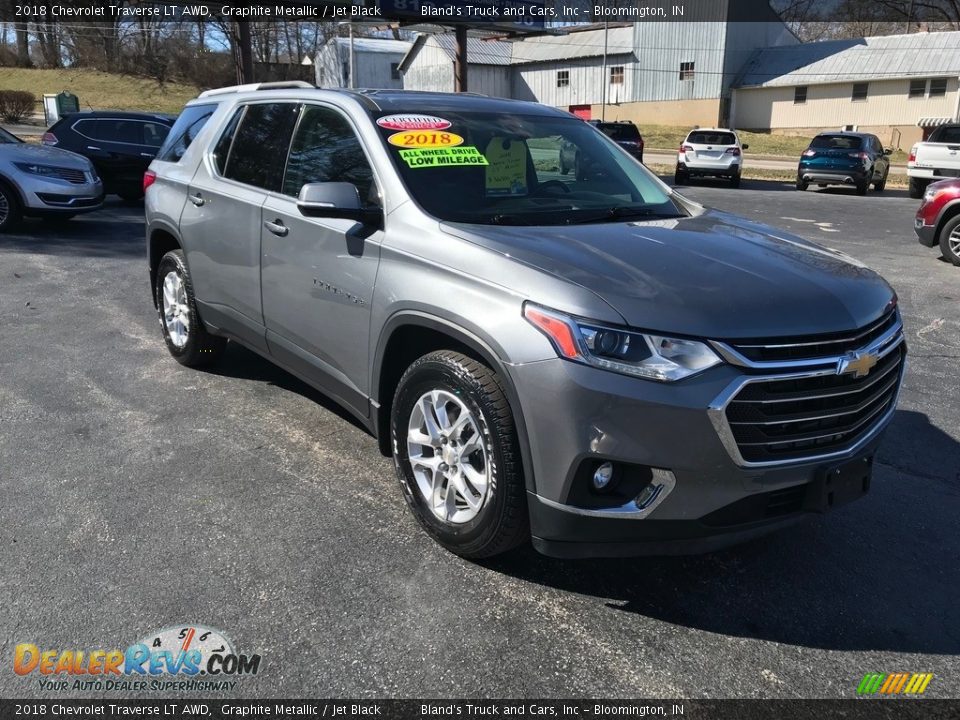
{"left": 908, "top": 123, "right": 960, "bottom": 198}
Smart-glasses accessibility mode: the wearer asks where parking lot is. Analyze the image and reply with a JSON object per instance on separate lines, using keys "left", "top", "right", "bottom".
{"left": 1, "top": 179, "right": 958, "bottom": 699}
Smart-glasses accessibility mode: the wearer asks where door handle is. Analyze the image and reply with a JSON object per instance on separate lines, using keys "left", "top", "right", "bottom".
{"left": 188, "top": 193, "right": 204, "bottom": 207}
{"left": 140, "top": 152, "right": 155, "bottom": 158}
{"left": 264, "top": 219, "right": 288, "bottom": 237}
{"left": 87, "top": 145, "right": 101, "bottom": 151}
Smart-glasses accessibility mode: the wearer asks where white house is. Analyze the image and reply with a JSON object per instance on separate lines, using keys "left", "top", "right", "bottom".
{"left": 733, "top": 31, "right": 960, "bottom": 148}
{"left": 314, "top": 37, "right": 411, "bottom": 90}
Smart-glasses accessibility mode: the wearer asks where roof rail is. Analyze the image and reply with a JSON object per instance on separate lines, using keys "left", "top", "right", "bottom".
{"left": 198, "top": 81, "right": 314, "bottom": 98}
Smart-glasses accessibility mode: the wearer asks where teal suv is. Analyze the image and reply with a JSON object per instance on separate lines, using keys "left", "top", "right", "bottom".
{"left": 797, "top": 132, "right": 892, "bottom": 195}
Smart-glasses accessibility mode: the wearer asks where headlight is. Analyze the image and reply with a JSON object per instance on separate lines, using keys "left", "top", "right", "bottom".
{"left": 523, "top": 303, "right": 722, "bottom": 382}
{"left": 13, "top": 162, "right": 63, "bottom": 177}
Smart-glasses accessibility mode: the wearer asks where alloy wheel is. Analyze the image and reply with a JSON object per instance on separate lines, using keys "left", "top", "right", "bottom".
{"left": 161, "top": 270, "right": 190, "bottom": 348}
{"left": 406, "top": 389, "right": 490, "bottom": 524}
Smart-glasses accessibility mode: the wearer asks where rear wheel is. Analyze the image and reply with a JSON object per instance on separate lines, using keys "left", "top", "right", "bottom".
{"left": 0, "top": 183, "right": 22, "bottom": 233}
{"left": 118, "top": 189, "right": 144, "bottom": 203}
{"left": 730, "top": 173, "right": 741, "bottom": 188}
{"left": 391, "top": 350, "right": 528, "bottom": 559}
{"left": 155, "top": 249, "right": 226, "bottom": 367}
{"left": 908, "top": 177, "right": 927, "bottom": 199}
{"left": 874, "top": 168, "right": 888, "bottom": 192}
{"left": 855, "top": 180, "right": 869, "bottom": 196}
{"left": 795, "top": 175, "right": 808, "bottom": 191}
{"left": 574, "top": 153, "right": 586, "bottom": 180}
{"left": 938, "top": 214, "right": 960, "bottom": 267}
{"left": 674, "top": 168, "right": 689, "bottom": 185}
{"left": 559, "top": 154, "right": 569, "bottom": 175}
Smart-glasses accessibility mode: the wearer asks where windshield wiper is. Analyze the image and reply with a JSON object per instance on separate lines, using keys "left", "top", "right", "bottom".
{"left": 488, "top": 214, "right": 537, "bottom": 226}
{"left": 564, "top": 206, "right": 684, "bottom": 225}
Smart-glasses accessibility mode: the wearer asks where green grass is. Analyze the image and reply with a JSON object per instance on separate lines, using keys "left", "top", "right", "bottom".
{"left": 0, "top": 67, "right": 199, "bottom": 117}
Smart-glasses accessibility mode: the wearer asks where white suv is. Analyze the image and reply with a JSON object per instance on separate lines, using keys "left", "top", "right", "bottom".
{"left": 675, "top": 128, "right": 748, "bottom": 188}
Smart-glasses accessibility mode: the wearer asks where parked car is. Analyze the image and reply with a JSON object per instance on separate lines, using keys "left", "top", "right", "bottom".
{"left": 915, "top": 178, "right": 960, "bottom": 266}
{"left": 674, "top": 128, "right": 747, "bottom": 187}
{"left": 797, "top": 132, "right": 891, "bottom": 195}
{"left": 42, "top": 111, "right": 174, "bottom": 201}
{"left": 560, "top": 120, "right": 644, "bottom": 178}
{"left": 907, "top": 123, "right": 960, "bottom": 199}
{"left": 589, "top": 119, "right": 644, "bottom": 163}
{"left": 146, "top": 84, "right": 904, "bottom": 560}
{"left": 0, "top": 125, "right": 103, "bottom": 232}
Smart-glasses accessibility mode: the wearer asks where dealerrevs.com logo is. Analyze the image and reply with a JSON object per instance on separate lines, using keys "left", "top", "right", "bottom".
{"left": 14, "top": 625, "right": 261, "bottom": 692}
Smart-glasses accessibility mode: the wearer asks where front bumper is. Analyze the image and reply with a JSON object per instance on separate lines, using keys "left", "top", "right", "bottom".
{"left": 511, "top": 330, "right": 902, "bottom": 557}
{"left": 20, "top": 175, "right": 104, "bottom": 215}
{"left": 915, "top": 216, "right": 937, "bottom": 246}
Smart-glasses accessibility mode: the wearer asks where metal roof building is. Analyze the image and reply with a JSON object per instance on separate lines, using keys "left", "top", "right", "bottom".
{"left": 732, "top": 32, "right": 960, "bottom": 147}
{"left": 315, "top": 37, "right": 412, "bottom": 90}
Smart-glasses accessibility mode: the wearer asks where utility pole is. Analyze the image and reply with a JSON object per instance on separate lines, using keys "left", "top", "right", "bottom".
{"left": 349, "top": 21, "right": 355, "bottom": 88}
{"left": 454, "top": 25, "right": 468, "bottom": 92}
{"left": 601, "top": 21, "right": 608, "bottom": 120}
{"left": 235, "top": 21, "right": 253, "bottom": 84}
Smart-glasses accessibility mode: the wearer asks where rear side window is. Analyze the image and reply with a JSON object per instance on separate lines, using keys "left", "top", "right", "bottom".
{"left": 157, "top": 104, "right": 215, "bottom": 161}
{"left": 223, "top": 102, "right": 300, "bottom": 191}
{"left": 687, "top": 131, "right": 736, "bottom": 145}
{"left": 930, "top": 125, "right": 960, "bottom": 144}
{"left": 212, "top": 108, "right": 244, "bottom": 176}
{"left": 810, "top": 135, "right": 863, "bottom": 150}
{"left": 282, "top": 105, "right": 378, "bottom": 205}
{"left": 599, "top": 123, "right": 641, "bottom": 141}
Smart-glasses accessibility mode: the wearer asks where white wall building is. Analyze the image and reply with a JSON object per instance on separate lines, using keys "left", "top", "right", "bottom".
{"left": 732, "top": 31, "right": 960, "bottom": 148}
{"left": 314, "top": 37, "right": 411, "bottom": 90}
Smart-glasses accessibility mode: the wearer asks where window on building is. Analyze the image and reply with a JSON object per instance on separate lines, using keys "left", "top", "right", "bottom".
{"left": 390, "top": 63, "right": 401, "bottom": 80}
{"left": 794, "top": 86, "right": 807, "bottom": 104}
{"left": 852, "top": 82, "right": 869, "bottom": 101}
{"left": 610, "top": 66, "right": 624, "bottom": 85}
{"left": 679, "top": 61, "right": 695, "bottom": 81}
{"left": 557, "top": 70, "right": 569, "bottom": 88}
{"left": 909, "top": 79, "right": 927, "bottom": 98}
{"left": 930, "top": 77, "right": 948, "bottom": 97}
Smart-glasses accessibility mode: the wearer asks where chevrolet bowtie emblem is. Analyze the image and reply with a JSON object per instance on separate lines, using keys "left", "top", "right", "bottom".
{"left": 837, "top": 351, "right": 879, "bottom": 378}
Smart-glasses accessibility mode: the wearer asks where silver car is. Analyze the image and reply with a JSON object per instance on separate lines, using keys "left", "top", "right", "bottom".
{"left": 146, "top": 84, "right": 904, "bottom": 559}
{"left": 0, "top": 125, "right": 103, "bottom": 232}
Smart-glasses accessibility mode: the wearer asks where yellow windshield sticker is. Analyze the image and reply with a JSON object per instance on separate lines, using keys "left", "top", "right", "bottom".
{"left": 388, "top": 131, "right": 464, "bottom": 148}
{"left": 484, "top": 137, "right": 528, "bottom": 196}
{"left": 399, "top": 146, "right": 489, "bottom": 168}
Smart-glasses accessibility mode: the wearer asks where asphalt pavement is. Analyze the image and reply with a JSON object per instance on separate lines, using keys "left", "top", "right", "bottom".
{"left": 1, "top": 179, "right": 958, "bottom": 700}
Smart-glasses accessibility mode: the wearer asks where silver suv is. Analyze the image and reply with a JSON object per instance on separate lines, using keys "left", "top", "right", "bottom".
{"left": 146, "top": 83, "right": 905, "bottom": 559}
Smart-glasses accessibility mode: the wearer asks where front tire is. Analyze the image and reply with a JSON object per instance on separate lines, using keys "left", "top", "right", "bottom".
{"left": 0, "top": 182, "right": 23, "bottom": 233}
{"left": 938, "top": 214, "right": 960, "bottom": 267}
{"left": 391, "top": 350, "right": 528, "bottom": 559}
{"left": 155, "top": 249, "right": 226, "bottom": 367}
{"left": 909, "top": 177, "right": 927, "bottom": 199}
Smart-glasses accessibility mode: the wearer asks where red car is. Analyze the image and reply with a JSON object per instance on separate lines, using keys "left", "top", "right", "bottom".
{"left": 915, "top": 178, "right": 960, "bottom": 266}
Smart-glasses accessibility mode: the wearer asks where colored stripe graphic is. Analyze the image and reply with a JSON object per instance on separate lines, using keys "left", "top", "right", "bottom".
{"left": 857, "top": 673, "right": 933, "bottom": 695}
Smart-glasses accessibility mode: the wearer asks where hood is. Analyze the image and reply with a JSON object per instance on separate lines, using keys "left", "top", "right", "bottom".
{"left": 442, "top": 210, "right": 895, "bottom": 340}
{"left": 0, "top": 142, "right": 92, "bottom": 170}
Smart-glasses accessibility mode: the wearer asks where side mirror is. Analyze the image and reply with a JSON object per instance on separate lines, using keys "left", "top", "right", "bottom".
{"left": 297, "top": 182, "right": 381, "bottom": 224}
{"left": 741, "top": 143, "right": 749, "bottom": 151}
{"left": 883, "top": 148, "right": 893, "bottom": 155}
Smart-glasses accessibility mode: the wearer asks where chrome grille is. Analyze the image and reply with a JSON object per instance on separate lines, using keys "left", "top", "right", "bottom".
{"left": 51, "top": 167, "right": 88, "bottom": 184}
{"left": 722, "top": 309, "right": 898, "bottom": 363}
{"left": 723, "top": 345, "right": 904, "bottom": 464}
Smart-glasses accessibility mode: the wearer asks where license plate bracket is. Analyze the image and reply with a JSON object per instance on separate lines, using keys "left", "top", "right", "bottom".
{"left": 807, "top": 456, "right": 873, "bottom": 512}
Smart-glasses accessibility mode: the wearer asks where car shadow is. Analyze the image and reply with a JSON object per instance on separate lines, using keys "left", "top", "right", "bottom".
{"left": 0, "top": 200, "right": 144, "bottom": 259}
{"left": 481, "top": 408, "right": 960, "bottom": 655}
{"left": 205, "top": 341, "right": 371, "bottom": 434}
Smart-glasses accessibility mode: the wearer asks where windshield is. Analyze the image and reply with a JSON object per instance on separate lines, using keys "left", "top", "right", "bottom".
{"left": 811, "top": 135, "right": 863, "bottom": 150}
{"left": 374, "top": 110, "right": 681, "bottom": 226}
{"left": 0, "top": 127, "right": 22, "bottom": 144}
{"left": 687, "top": 131, "right": 736, "bottom": 146}
{"left": 598, "top": 123, "right": 641, "bottom": 141}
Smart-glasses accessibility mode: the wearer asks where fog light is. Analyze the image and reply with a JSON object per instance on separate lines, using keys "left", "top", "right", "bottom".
{"left": 592, "top": 462, "right": 614, "bottom": 490}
